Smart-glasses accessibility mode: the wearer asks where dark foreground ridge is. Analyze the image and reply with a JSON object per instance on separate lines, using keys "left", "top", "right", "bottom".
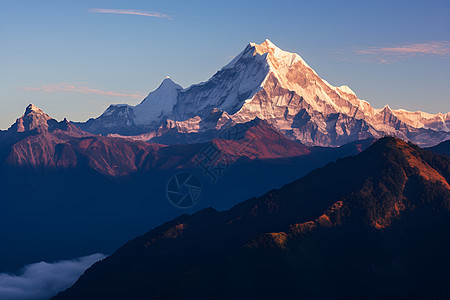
{"left": 53, "top": 137, "right": 450, "bottom": 300}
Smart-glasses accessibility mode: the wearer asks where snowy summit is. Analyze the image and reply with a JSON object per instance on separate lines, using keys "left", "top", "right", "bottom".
{"left": 78, "top": 39, "right": 450, "bottom": 147}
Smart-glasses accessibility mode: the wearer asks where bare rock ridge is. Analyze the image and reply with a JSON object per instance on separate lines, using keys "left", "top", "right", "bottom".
{"left": 76, "top": 39, "right": 450, "bottom": 147}
{"left": 2, "top": 104, "right": 310, "bottom": 176}
{"left": 8, "top": 103, "right": 85, "bottom": 136}
{"left": 9, "top": 103, "right": 53, "bottom": 133}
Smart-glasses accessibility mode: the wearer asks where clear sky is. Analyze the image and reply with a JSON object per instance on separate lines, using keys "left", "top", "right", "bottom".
{"left": 1, "top": 0, "right": 449, "bottom": 129}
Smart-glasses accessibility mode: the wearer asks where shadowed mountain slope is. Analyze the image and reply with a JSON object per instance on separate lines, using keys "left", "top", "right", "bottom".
{"left": 427, "top": 139, "right": 450, "bottom": 157}
{"left": 53, "top": 137, "right": 450, "bottom": 299}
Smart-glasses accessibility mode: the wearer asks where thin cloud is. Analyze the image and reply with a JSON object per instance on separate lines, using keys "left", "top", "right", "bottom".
{"left": 89, "top": 8, "right": 171, "bottom": 19}
{"left": 0, "top": 253, "right": 106, "bottom": 300}
{"left": 333, "top": 41, "right": 450, "bottom": 64}
{"left": 20, "top": 84, "right": 144, "bottom": 99}
{"left": 357, "top": 41, "right": 450, "bottom": 56}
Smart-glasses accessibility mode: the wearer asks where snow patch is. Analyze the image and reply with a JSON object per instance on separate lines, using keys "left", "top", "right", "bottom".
{"left": 133, "top": 77, "right": 183, "bottom": 125}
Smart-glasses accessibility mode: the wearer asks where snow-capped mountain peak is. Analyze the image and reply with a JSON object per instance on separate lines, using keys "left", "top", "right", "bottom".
{"left": 250, "top": 39, "right": 309, "bottom": 69}
{"left": 26, "top": 103, "right": 46, "bottom": 114}
{"left": 133, "top": 77, "right": 183, "bottom": 126}
{"left": 77, "top": 40, "right": 450, "bottom": 147}
{"left": 151, "top": 76, "right": 180, "bottom": 92}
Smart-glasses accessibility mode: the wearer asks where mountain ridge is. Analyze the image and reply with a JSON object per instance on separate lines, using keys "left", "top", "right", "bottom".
{"left": 0, "top": 104, "right": 379, "bottom": 273}
{"left": 76, "top": 39, "right": 450, "bottom": 147}
{"left": 2, "top": 104, "right": 311, "bottom": 176}
{"left": 51, "top": 137, "right": 450, "bottom": 299}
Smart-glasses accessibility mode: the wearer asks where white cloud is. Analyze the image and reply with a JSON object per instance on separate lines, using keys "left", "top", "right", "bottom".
{"left": 356, "top": 41, "right": 450, "bottom": 56}
{"left": 0, "top": 253, "right": 106, "bottom": 300}
{"left": 19, "top": 83, "right": 144, "bottom": 99}
{"left": 333, "top": 41, "right": 450, "bottom": 64}
{"left": 89, "top": 8, "right": 172, "bottom": 19}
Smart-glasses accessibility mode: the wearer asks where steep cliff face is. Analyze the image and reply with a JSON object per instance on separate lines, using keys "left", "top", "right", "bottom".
{"left": 76, "top": 39, "right": 449, "bottom": 147}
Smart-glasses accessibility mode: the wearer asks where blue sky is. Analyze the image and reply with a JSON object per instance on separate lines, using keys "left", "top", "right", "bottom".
{"left": 1, "top": 0, "right": 449, "bottom": 129}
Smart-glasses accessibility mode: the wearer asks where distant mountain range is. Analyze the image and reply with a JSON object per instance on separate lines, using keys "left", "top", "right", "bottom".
{"left": 52, "top": 137, "right": 450, "bottom": 300}
{"left": 1, "top": 40, "right": 449, "bottom": 299}
{"left": 3, "top": 104, "right": 310, "bottom": 176}
{"left": 0, "top": 103, "right": 375, "bottom": 272}
{"left": 76, "top": 39, "right": 450, "bottom": 147}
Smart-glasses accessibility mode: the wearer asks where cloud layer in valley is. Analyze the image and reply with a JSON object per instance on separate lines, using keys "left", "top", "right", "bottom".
{"left": 0, "top": 253, "right": 106, "bottom": 300}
